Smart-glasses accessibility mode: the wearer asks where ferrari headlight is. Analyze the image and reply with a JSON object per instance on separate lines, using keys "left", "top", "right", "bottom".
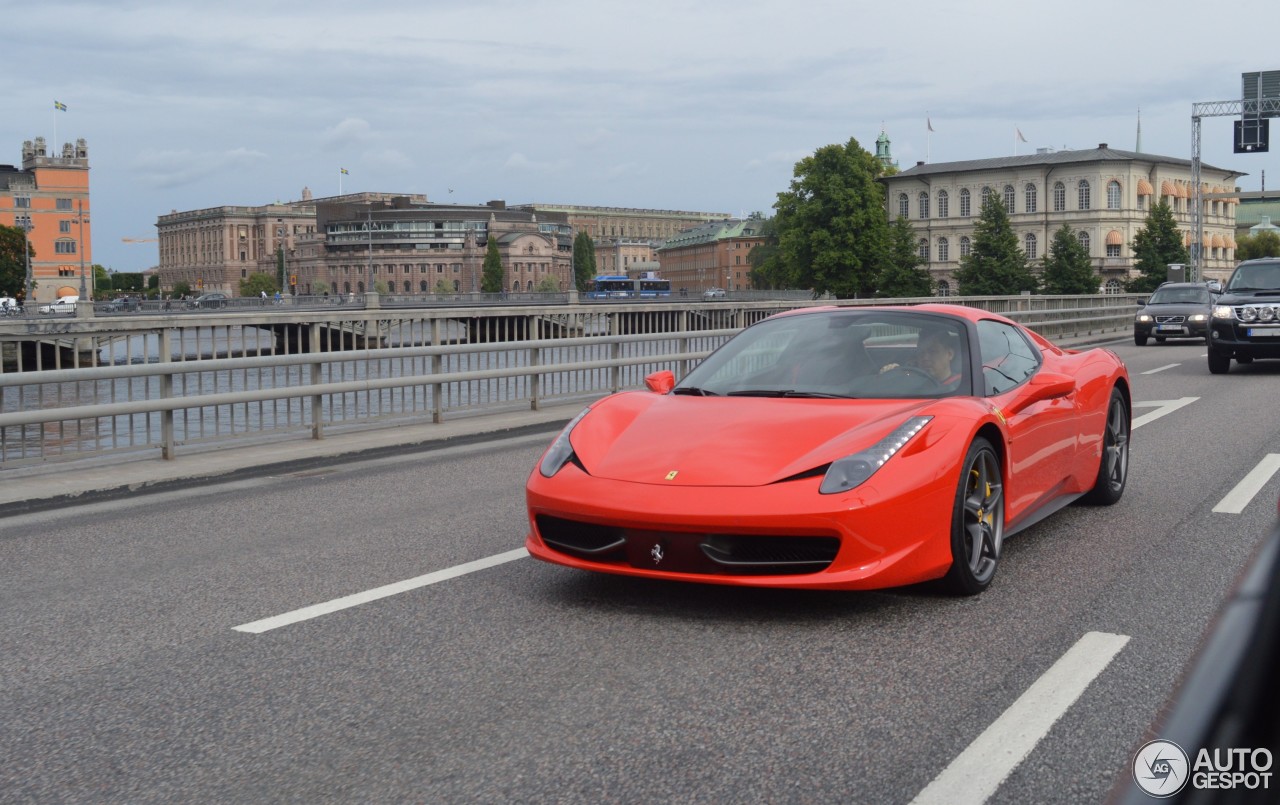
{"left": 538, "top": 408, "right": 591, "bottom": 478}
{"left": 819, "top": 416, "right": 932, "bottom": 495}
{"left": 1135, "top": 314, "right": 1153, "bottom": 323}
{"left": 1213, "top": 305, "right": 1235, "bottom": 320}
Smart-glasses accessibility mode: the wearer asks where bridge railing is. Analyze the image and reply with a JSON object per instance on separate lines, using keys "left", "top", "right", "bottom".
{"left": 0, "top": 295, "right": 1139, "bottom": 468}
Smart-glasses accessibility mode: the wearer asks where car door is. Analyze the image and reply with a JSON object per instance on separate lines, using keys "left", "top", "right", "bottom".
{"left": 976, "top": 319, "right": 1080, "bottom": 524}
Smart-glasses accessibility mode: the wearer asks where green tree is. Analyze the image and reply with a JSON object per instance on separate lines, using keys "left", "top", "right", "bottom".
{"left": 1235, "top": 230, "right": 1280, "bottom": 261}
{"left": 535, "top": 277, "right": 560, "bottom": 293}
{"left": 953, "top": 194, "right": 1039, "bottom": 295}
{"left": 110, "top": 272, "right": 146, "bottom": 293}
{"left": 240, "top": 272, "right": 278, "bottom": 298}
{"left": 1041, "top": 224, "right": 1100, "bottom": 295}
{"left": 572, "top": 231, "right": 597, "bottom": 291}
{"left": 876, "top": 215, "right": 933, "bottom": 297}
{"left": 746, "top": 216, "right": 794, "bottom": 290}
{"left": 93, "top": 265, "right": 112, "bottom": 294}
{"left": 172, "top": 281, "right": 192, "bottom": 299}
{"left": 0, "top": 224, "right": 34, "bottom": 299}
{"left": 433, "top": 278, "right": 454, "bottom": 294}
{"left": 1126, "top": 200, "right": 1189, "bottom": 293}
{"left": 481, "top": 238, "right": 505, "bottom": 293}
{"left": 772, "top": 137, "right": 889, "bottom": 298}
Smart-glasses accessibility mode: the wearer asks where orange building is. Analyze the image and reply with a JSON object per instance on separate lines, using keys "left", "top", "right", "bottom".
{"left": 0, "top": 137, "right": 92, "bottom": 304}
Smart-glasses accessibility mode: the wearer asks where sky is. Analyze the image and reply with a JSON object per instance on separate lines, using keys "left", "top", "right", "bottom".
{"left": 6, "top": 0, "right": 1279, "bottom": 273}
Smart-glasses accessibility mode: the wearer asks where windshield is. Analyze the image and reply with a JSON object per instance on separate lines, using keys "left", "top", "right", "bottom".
{"left": 1148, "top": 287, "right": 1211, "bottom": 304}
{"left": 675, "top": 310, "right": 971, "bottom": 399}
{"left": 1226, "top": 262, "right": 1280, "bottom": 292}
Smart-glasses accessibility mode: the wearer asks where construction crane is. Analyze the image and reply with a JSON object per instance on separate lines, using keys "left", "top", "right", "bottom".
{"left": 122, "top": 237, "right": 158, "bottom": 243}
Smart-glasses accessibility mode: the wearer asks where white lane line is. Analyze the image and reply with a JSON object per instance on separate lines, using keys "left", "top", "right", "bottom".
{"left": 1212, "top": 454, "right": 1280, "bottom": 514}
{"left": 1141, "top": 363, "right": 1180, "bottom": 375}
{"left": 910, "top": 631, "right": 1130, "bottom": 805}
{"left": 1130, "top": 397, "right": 1198, "bottom": 430}
{"left": 233, "top": 547, "right": 529, "bottom": 633}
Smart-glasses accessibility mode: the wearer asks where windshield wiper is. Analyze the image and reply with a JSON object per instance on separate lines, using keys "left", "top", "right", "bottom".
{"left": 673, "top": 386, "right": 718, "bottom": 396}
{"left": 727, "top": 389, "right": 850, "bottom": 398}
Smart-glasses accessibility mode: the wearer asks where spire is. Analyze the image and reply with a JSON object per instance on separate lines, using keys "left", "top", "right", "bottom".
{"left": 1136, "top": 106, "right": 1142, "bottom": 153}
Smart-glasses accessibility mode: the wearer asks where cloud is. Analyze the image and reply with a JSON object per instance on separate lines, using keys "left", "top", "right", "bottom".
{"left": 129, "top": 147, "right": 269, "bottom": 189}
{"left": 503, "top": 152, "right": 570, "bottom": 173}
{"left": 321, "top": 118, "right": 375, "bottom": 150}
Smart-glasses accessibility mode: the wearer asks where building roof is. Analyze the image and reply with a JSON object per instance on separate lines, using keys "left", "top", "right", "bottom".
{"left": 1236, "top": 196, "right": 1280, "bottom": 228}
{"left": 888, "top": 145, "right": 1242, "bottom": 180}
{"left": 658, "top": 218, "right": 765, "bottom": 250}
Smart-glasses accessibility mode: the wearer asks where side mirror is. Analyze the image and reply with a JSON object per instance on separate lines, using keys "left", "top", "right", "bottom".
{"left": 1136, "top": 298, "right": 1147, "bottom": 306}
{"left": 644, "top": 370, "right": 675, "bottom": 394}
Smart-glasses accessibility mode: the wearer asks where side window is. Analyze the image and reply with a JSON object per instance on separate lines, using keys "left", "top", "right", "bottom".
{"left": 977, "top": 320, "right": 1041, "bottom": 395}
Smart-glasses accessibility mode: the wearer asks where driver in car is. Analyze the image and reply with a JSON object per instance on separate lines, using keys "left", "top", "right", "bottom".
{"left": 880, "top": 327, "right": 961, "bottom": 389}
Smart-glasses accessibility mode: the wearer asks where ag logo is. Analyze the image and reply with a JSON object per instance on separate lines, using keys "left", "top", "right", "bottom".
{"left": 1133, "top": 739, "right": 1189, "bottom": 798}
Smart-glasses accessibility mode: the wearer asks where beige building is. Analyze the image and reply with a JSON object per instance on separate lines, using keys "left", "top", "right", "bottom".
{"left": 882, "top": 144, "right": 1244, "bottom": 293}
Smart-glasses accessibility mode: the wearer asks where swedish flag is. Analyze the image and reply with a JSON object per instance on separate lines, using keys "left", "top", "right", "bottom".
{"left": 340, "top": 167, "right": 349, "bottom": 175}
{"left": 54, "top": 100, "right": 68, "bottom": 111}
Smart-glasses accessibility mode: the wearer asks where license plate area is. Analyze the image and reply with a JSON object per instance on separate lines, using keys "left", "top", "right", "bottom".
{"left": 1246, "top": 328, "right": 1280, "bottom": 337}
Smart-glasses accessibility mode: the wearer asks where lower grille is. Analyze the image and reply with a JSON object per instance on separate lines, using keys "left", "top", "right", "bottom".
{"left": 535, "top": 515, "right": 839, "bottom": 576}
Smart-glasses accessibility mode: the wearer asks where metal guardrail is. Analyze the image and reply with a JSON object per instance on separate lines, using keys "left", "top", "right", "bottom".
{"left": 0, "top": 295, "right": 1140, "bottom": 467}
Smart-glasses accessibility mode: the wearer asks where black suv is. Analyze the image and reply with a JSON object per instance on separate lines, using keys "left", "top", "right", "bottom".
{"left": 1133, "top": 282, "right": 1214, "bottom": 346}
{"left": 1208, "top": 258, "right": 1280, "bottom": 373}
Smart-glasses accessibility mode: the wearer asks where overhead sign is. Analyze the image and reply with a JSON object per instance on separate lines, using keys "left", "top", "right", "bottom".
{"left": 1234, "top": 118, "right": 1270, "bottom": 153}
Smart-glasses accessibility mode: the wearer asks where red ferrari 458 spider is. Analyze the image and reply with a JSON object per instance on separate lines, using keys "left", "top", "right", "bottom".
{"left": 525, "top": 304, "right": 1130, "bottom": 595}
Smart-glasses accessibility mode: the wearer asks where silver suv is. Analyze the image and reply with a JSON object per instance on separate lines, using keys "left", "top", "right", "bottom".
{"left": 1208, "top": 258, "right": 1280, "bottom": 373}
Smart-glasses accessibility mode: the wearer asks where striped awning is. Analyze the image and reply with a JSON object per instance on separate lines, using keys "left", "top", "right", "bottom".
{"left": 1106, "top": 230, "right": 1124, "bottom": 246}
{"left": 1137, "top": 179, "right": 1154, "bottom": 196}
{"left": 1161, "top": 180, "right": 1177, "bottom": 197}
{"left": 1212, "top": 234, "right": 1225, "bottom": 248}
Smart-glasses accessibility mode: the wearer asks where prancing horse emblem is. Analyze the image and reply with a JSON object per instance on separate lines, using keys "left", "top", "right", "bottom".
{"left": 665, "top": 470, "right": 679, "bottom": 480}
{"left": 650, "top": 543, "right": 665, "bottom": 564}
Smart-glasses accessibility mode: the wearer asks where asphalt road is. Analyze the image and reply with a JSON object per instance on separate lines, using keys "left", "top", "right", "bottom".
{"left": 1, "top": 337, "right": 1278, "bottom": 804}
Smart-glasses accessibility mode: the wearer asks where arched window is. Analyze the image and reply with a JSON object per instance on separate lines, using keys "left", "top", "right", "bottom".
{"left": 898, "top": 193, "right": 910, "bottom": 219}
{"left": 1024, "top": 233, "right": 1038, "bottom": 259}
{"left": 511, "top": 281, "right": 520, "bottom": 292}
{"left": 938, "top": 237, "right": 949, "bottom": 262}
{"left": 420, "top": 280, "right": 429, "bottom": 292}
{"left": 981, "top": 186, "right": 993, "bottom": 206}
{"left": 937, "top": 190, "right": 949, "bottom": 218}
{"left": 1077, "top": 231, "right": 1090, "bottom": 254}
{"left": 918, "top": 238, "right": 930, "bottom": 261}
{"left": 918, "top": 191, "right": 930, "bottom": 219}
{"left": 1004, "top": 185, "right": 1016, "bottom": 213}
{"left": 960, "top": 236, "right": 972, "bottom": 257}
{"left": 1024, "top": 183, "right": 1038, "bottom": 213}
{"left": 1104, "top": 278, "right": 1123, "bottom": 294}
{"left": 1053, "top": 182, "right": 1066, "bottom": 212}
{"left": 959, "top": 188, "right": 972, "bottom": 217}
{"left": 1078, "top": 180, "right": 1092, "bottom": 210}
{"left": 1107, "top": 180, "right": 1121, "bottom": 210}
{"left": 937, "top": 280, "right": 951, "bottom": 297}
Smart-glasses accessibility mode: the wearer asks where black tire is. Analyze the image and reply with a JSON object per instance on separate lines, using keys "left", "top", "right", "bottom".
{"left": 1134, "top": 332, "right": 1148, "bottom": 346}
{"left": 942, "top": 437, "right": 1003, "bottom": 596}
{"left": 1208, "top": 349, "right": 1231, "bottom": 374}
{"left": 1081, "top": 388, "right": 1129, "bottom": 505}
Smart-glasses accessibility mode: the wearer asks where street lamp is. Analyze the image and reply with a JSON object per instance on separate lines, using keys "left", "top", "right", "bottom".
{"left": 21, "top": 219, "right": 33, "bottom": 310}
{"left": 77, "top": 199, "right": 89, "bottom": 299}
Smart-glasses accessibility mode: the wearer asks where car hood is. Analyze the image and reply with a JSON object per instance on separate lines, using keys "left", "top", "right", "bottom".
{"left": 569, "top": 391, "right": 938, "bottom": 487}
{"left": 1140, "top": 303, "right": 1208, "bottom": 315}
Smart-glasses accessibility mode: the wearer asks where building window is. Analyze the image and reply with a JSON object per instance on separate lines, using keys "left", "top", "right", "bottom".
{"left": 1107, "top": 180, "right": 1121, "bottom": 210}
{"left": 898, "top": 194, "right": 909, "bottom": 218}
{"left": 56, "top": 198, "right": 73, "bottom": 211}
{"left": 938, "top": 237, "right": 949, "bottom": 262}
{"left": 55, "top": 240, "right": 77, "bottom": 254}
{"left": 15, "top": 196, "right": 30, "bottom": 208}
{"left": 59, "top": 221, "right": 72, "bottom": 233}
{"left": 982, "top": 186, "right": 993, "bottom": 206}
{"left": 918, "top": 238, "right": 929, "bottom": 261}
{"left": 918, "top": 192, "right": 930, "bottom": 219}
{"left": 937, "top": 280, "right": 951, "bottom": 297}
{"left": 1024, "top": 183, "right": 1037, "bottom": 213}
{"left": 1106, "top": 242, "right": 1121, "bottom": 258}
{"left": 1053, "top": 182, "right": 1066, "bottom": 212}
{"left": 1024, "top": 233, "right": 1037, "bottom": 259}
{"left": 1104, "top": 278, "right": 1123, "bottom": 294}
{"left": 1077, "top": 231, "right": 1090, "bottom": 254}
{"left": 1138, "top": 195, "right": 1147, "bottom": 212}
{"left": 937, "top": 190, "right": 949, "bottom": 218}
{"left": 1078, "top": 180, "right": 1091, "bottom": 210}
{"left": 960, "top": 189, "right": 971, "bottom": 217}
{"left": 960, "top": 236, "right": 972, "bottom": 257}
{"left": 1004, "top": 185, "right": 1016, "bottom": 213}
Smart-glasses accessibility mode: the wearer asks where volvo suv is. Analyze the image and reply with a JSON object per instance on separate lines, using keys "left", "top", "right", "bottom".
{"left": 1208, "top": 258, "right": 1280, "bottom": 373}
{"left": 1133, "top": 282, "right": 1213, "bottom": 345}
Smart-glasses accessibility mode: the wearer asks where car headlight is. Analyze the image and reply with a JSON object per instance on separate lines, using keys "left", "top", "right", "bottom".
{"left": 820, "top": 416, "right": 932, "bottom": 495}
{"left": 1188, "top": 313, "right": 1208, "bottom": 322}
{"left": 1135, "top": 314, "right": 1152, "bottom": 323}
{"left": 538, "top": 407, "right": 591, "bottom": 478}
{"left": 1213, "top": 305, "right": 1235, "bottom": 320}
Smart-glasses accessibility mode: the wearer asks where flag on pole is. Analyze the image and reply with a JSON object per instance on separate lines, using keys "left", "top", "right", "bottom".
{"left": 927, "top": 117, "right": 935, "bottom": 133}
{"left": 54, "top": 100, "right": 67, "bottom": 111}
{"left": 1016, "top": 127, "right": 1028, "bottom": 143}
{"left": 340, "top": 167, "right": 349, "bottom": 175}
